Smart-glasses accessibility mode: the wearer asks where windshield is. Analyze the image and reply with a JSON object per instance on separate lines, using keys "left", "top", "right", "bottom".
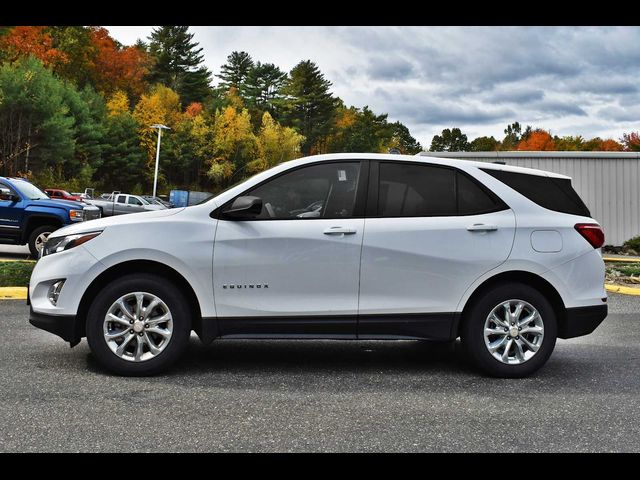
{"left": 138, "top": 196, "right": 151, "bottom": 205}
{"left": 12, "top": 181, "right": 50, "bottom": 200}
{"left": 60, "top": 190, "right": 72, "bottom": 196}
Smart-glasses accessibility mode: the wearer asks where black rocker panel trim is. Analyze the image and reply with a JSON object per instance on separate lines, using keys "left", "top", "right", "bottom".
{"left": 215, "top": 313, "right": 458, "bottom": 341}
{"left": 358, "top": 313, "right": 458, "bottom": 341}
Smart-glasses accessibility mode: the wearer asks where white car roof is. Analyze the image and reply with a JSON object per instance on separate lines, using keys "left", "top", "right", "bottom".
{"left": 278, "top": 153, "right": 571, "bottom": 179}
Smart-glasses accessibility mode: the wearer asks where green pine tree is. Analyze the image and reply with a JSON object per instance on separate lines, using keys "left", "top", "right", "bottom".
{"left": 97, "top": 112, "right": 147, "bottom": 192}
{"left": 147, "top": 26, "right": 212, "bottom": 107}
{"left": 216, "top": 51, "right": 254, "bottom": 92}
{"left": 280, "top": 60, "right": 338, "bottom": 155}
{"left": 389, "top": 121, "right": 422, "bottom": 154}
{"left": 241, "top": 62, "right": 287, "bottom": 116}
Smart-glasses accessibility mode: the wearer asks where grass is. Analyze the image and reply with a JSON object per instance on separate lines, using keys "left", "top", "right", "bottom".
{"left": 616, "top": 265, "right": 640, "bottom": 277}
{"left": 0, "top": 261, "right": 35, "bottom": 287}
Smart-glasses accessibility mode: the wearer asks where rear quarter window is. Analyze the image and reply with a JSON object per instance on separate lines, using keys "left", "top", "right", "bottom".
{"left": 481, "top": 168, "right": 591, "bottom": 217}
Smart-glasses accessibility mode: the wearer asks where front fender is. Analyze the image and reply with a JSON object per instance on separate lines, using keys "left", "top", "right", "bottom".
{"left": 87, "top": 247, "right": 216, "bottom": 318}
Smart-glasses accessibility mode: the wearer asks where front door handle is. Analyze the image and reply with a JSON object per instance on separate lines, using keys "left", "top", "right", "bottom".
{"left": 323, "top": 226, "right": 357, "bottom": 235}
{"left": 467, "top": 223, "right": 498, "bottom": 232}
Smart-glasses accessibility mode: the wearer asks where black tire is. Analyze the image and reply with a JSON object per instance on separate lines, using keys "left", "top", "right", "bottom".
{"left": 460, "top": 282, "right": 557, "bottom": 378}
{"left": 86, "top": 273, "right": 192, "bottom": 376}
{"left": 28, "top": 225, "right": 56, "bottom": 257}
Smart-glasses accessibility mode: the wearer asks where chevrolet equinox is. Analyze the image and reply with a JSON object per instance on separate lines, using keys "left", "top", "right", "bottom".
{"left": 28, "top": 153, "right": 608, "bottom": 377}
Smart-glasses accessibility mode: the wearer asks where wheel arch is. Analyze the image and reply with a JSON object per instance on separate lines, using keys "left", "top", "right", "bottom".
{"left": 22, "top": 214, "right": 63, "bottom": 243}
{"left": 76, "top": 259, "right": 210, "bottom": 343}
{"left": 453, "top": 270, "right": 567, "bottom": 338}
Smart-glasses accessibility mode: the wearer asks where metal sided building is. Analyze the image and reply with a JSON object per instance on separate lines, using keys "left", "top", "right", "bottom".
{"left": 420, "top": 151, "right": 640, "bottom": 246}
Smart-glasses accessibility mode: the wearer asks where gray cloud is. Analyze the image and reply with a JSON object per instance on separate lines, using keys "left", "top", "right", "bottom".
{"left": 597, "top": 105, "right": 640, "bottom": 123}
{"left": 366, "top": 56, "right": 415, "bottom": 81}
{"left": 484, "top": 88, "right": 545, "bottom": 105}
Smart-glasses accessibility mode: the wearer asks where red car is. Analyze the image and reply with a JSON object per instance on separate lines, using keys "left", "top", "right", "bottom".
{"left": 44, "top": 188, "right": 83, "bottom": 202}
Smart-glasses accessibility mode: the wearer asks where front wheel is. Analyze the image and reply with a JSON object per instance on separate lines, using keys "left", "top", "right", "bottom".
{"left": 86, "top": 273, "right": 192, "bottom": 376}
{"left": 461, "top": 283, "right": 557, "bottom": 378}
{"left": 28, "top": 225, "right": 56, "bottom": 257}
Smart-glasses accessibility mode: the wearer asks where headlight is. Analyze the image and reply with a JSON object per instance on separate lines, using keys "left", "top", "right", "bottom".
{"left": 41, "top": 231, "right": 102, "bottom": 257}
{"left": 69, "top": 209, "right": 84, "bottom": 222}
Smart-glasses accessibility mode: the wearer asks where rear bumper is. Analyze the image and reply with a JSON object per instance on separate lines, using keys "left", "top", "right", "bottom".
{"left": 559, "top": 304, "right": 608, "bottom": 339}
{"left": 29, "top": 307, "right": 80, "bottom": 346}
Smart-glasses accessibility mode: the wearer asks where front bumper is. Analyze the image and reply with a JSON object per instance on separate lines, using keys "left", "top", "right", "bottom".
{"left": 29, "top": 307, "right": 80, "bottom": 347}
{"left": 559, "top": 304, "right": 608, "bottom": 339}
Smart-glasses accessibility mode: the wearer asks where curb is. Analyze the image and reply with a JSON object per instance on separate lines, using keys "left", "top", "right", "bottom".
{"left": 603, "top": 257, "right": 640, "bottom": 263}
{"left": 0, "top": 287, "right": 27, "bottom": 300}
{"left": 605, "top": 283, "right": 640, "bottom": 296}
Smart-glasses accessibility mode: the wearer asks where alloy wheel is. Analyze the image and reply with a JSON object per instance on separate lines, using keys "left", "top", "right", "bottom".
{"left": 103, "top": 292, "right": 173, "bottom": 362}
{"left": 483, "top": 299, "right": 544, "bottom": 365}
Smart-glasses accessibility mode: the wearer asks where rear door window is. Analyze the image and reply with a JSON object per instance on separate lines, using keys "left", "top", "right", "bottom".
{"left": 377, "top": 162, "right": 506, "bottom": 217}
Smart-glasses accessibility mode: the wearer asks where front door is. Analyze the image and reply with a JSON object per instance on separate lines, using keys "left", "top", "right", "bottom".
{"left": 0, "top": 181, "right": 23, "bottom": 243}
{"left": 212, "top": 161, "right": 366, "bottom": 338}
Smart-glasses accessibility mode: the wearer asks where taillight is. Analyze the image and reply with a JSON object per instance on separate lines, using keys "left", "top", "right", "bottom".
{"left": 574, "top": 223, "right": 605, "bottom": 249}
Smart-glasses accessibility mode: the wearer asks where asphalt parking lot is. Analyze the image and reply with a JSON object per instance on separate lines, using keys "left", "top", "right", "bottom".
{"left": 1, "top": 295, "right": 639, "bottom": 452}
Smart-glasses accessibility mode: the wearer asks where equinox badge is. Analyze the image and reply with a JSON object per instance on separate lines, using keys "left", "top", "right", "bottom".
{"left": 222, "top": 283, "right": 269, "bottom": 289}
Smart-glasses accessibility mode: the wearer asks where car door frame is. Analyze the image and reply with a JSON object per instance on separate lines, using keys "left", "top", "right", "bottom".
{"left": 209, "top": 159, "right": 370, "bottom": 338}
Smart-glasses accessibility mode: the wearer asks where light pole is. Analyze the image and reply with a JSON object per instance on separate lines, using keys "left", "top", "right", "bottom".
{"left": 150, "top": 124, "right": 170, "bottom": 198}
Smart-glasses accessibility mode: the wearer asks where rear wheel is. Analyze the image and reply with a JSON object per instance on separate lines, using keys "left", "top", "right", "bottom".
{"left": 461, "top": 282, "right": 557, "bottom": 378}
{"left": 86, "top": 273, "right": 192, "bottom": 376}
{"left": 28, "top": 225, "right": 56, "bottom": 257}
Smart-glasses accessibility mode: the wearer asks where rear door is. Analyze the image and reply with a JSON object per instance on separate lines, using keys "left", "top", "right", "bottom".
{"left": 358, "top": 161, "right": 516, "bottom": 336}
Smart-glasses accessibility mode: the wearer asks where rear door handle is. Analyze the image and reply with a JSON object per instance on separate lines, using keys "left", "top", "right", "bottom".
{"left": 467, "top": 223, "right": 498, "bottom": 232}
{"left": 323, "top": 226, "right": 357, "bottom": 235}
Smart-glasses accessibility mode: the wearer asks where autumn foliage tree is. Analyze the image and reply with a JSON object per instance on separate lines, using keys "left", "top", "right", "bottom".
{"left": 0, "top": 26, "right": 68, "bottom": 68}
{"left": 206, "top": 106, "right": 257, "bottom": 186}
{"left": 621, "top": 132, "right": 640, "bottom": 152}
{"left": 87, "top": 27, "right": 151, "bottom": 99}
{"left": 247, "top": 111, "right": 304, "bottom": 174}
{"left": 598, "top": 139, "right": 624, "bottom": 151}
{"left": 516, "top": 129, "right": 556, "bottom": 151}
{"left": 133, "top": 85, "right": 183, "bottom": 174}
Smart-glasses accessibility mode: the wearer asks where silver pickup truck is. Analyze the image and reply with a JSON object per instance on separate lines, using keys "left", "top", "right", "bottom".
{"left": 85, "top": 192, "right": 167, "bottom": 217}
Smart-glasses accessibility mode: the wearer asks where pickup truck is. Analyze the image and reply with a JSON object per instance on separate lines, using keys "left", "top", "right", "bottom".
{"left": 84, "top": 192, "right": 166, "bottom": 217}
{"left": 0, "top": 177, "right": 101, "bottom": 256}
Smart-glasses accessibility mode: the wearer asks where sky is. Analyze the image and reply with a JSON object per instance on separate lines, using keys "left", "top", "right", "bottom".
{"left": 105, "top": 26, "right": 640, "bottom": 148}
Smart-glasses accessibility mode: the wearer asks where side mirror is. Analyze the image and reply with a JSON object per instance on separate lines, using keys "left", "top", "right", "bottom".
{"left": 223, "top": 196, "right": 262, "bottom": 219}
{"left": 0, "top": 188, "right": 18, "bottom": 202}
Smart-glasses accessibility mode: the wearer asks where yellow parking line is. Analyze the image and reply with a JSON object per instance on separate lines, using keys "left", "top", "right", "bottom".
{"left": 0, "top": 258, "right": 35, "bottom": 263}
{"left": 605, "top": 283, "right": 640, "bottom": 296}
{"left": 603, "top": 257, "right": 640, "bottom": 263}
{"left": 0, "top": 287, "right": 27, "bottom": 299}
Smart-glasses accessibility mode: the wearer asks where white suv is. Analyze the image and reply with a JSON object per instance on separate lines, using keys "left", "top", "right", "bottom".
{"left": 28, "top": 153, "right": 607, "bottom": 377}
